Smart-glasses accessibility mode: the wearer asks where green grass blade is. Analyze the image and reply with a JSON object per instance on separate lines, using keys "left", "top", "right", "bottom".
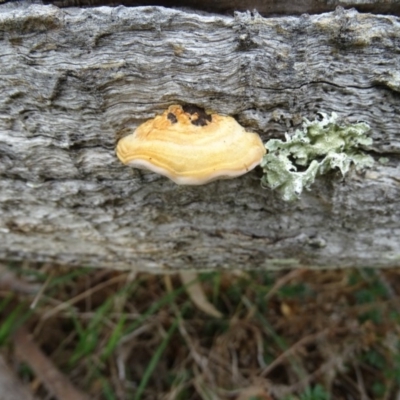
{"left": 101, "top": 314, "right": 127, "bottom": 361}
{"left": 0, "top": 303, "right": 31, "bottom": 345}
{"left": 134, "top": 318, "right": 179, "bottom": 400}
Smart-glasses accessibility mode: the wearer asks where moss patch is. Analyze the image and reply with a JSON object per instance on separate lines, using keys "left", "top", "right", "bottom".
{"left": 260, "top": 112, "right": 374, "bottom": 201}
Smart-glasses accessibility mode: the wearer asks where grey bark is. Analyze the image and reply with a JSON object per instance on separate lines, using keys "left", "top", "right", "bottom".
{"left": 0, "top": 3, "right": 399, "bottom": 271}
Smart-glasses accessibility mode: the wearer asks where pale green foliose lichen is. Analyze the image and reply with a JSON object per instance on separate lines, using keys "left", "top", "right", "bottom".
{"left": 260, "top": 112, "right": 374, "bottom": 201}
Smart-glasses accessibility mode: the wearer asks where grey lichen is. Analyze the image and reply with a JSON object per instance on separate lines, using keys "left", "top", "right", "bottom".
{"left": 260, "top": 113, "right": 374, "bottom": 201}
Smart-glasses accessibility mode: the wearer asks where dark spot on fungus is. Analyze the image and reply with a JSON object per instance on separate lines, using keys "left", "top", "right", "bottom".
{"left": 182, "top": 104, "right": 212, "bottom": 127}
{"left": 191, "top": 116, "right": 212, "bottom": 126}
{"left": 167, "top": 112, "right": 178, "bottom": 124}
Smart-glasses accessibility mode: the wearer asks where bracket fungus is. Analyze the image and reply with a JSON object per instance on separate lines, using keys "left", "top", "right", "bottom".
{"left": 116, "top": 105, "right": 266, "bottom": 185}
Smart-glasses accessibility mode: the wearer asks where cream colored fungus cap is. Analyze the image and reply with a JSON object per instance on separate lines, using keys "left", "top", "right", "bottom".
{"left": 116, "top": 105, "right": 266, "bottom": 185}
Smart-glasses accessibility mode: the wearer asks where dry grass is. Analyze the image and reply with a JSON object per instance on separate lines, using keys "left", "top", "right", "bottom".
{"left": 1, "top": 262, "right": 400, "bottom": 400}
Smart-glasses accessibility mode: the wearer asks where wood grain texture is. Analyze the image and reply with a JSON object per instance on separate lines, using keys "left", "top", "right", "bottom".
{"left": 0, "top": 4, "right": 399, "bottom": 271}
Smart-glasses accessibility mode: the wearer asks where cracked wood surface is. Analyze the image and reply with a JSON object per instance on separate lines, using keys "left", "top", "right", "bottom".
{"left": 0, "top": 3, "right": 399, "bottom": 271}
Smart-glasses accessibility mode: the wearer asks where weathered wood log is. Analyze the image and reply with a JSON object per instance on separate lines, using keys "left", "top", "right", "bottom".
{"left": 0, "top": 3, "right": 399, "bottom": 271}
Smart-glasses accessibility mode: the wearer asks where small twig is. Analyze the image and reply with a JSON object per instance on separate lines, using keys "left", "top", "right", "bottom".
{"left": 30, "top": 273, "right": 53, "bottom": 309}
{"left": 253, "top": 326, "right": 267, "bottom": 369}
{"left": 264, "top": 269, "right": 307, "bottom": 301}
{"left": 13, "top": 326, "right": 90, "bottom": 400}
{"left": 41, "top": 273, "right": 130, "bottom": 320}
{"left": 261, "top": 328, "right": 331, "bottom": 377}
{"left": 353, "top": 361, "right": 371, "bottom": 400}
